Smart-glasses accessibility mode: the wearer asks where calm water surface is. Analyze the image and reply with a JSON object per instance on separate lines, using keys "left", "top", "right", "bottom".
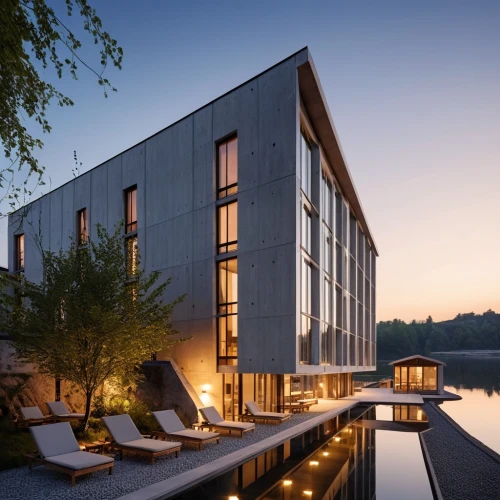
{"left": 359, "top": 355, "right": 500, "bottom": 454}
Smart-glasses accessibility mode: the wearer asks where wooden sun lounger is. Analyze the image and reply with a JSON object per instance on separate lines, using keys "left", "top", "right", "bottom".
{"left": 27, "top": 422, "right": 113, "bottom": 486}
{"left": 199, "top": 406, "right": 255, "bottom": 438}
{"left": 17, "top": 406, "right": 56, "bottom": 428}
{"left": 46, "top": 401, "right": 85, "bottom": 422}
{"left": 152, "top": 410, "right": 220, "bottom": 450}
{"left": 243, "top": 401, "right": 292, "bottom": 424}
{"left": 102, "top": 414, "right": 182, "bottom": 464}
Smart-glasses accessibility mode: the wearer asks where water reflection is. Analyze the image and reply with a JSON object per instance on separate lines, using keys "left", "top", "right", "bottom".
{"left": 357, "top": 356, "right": 500, "bottom": 454}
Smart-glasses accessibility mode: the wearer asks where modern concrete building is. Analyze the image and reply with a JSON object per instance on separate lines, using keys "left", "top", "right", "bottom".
{"left": 7, "top": 47, "right": 378, "bottom": 418}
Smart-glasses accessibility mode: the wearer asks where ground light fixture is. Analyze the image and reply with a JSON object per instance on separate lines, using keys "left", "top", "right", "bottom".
{"left": 303, "top": 491, "right": 313, "bottom": 496}
{"left": 228, "top": 496, "right": 239, "bottom": 500}
{"left": 283, "top": 480, "right": 293, "bottom": 486}
{"left": 309, "top": 460, "right": 319, "bottom": 466}
{"left": 323, "top": 451, "right": 329, "bottom": 456}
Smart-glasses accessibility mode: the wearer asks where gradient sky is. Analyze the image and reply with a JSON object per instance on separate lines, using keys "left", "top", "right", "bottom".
{"left": 1, "top": 0, "right": 499, "bottom": 322}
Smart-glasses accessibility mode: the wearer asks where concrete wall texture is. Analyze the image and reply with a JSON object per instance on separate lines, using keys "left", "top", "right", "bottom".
{"left": 7, "top": 48, "right": 378, "bottom": 408}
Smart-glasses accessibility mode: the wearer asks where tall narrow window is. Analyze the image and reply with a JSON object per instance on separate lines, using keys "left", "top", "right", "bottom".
{"left": 15, "top": 234, "right": 24, "bottom": 271}
{"left": 217, "top": 201, "right": 238, "bottom": 254}
{"left": 217, "top": 258, "right": 238, "bottom": 365}
{"left": 126, "top": 236, "right": 138, "bottom": 277}
{"left": 125, "top": 186, "right": 137, "bottom": 233}
{"left": 322, "top": 173, "right": 332, "bottom": 229}
{"left": 300, "top": 133, "right": 311, "bottom": 199}
{"left": 301, "top": 203, "right": 312, "bottom": 254}
{"left": 218, "top": 137, "right": 238, "bottom": 199}
{"left": 77, "top": 208, "right": 88, "bottom": 245}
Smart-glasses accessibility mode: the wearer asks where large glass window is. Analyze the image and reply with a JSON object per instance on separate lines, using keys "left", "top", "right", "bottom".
{"left": 324, "top": 230, "right": 332, "bottom": 276}
{"left": 324, "top": 278, "right": 332, "bottom": 324}
{"left": 322, "top": 173, "right": 332, "bottom": 229}
{"left": 15, "top": 234, "right": 24, "bottom": 270}
{"left": 217, "top": 201, "right": 238, "bottom": 254}
{"left": 218, "top": 258, "right": 238, "bottom": 364}
{"left": 301, "top": 257, "right": 312, "bottom": 316}
{"left": 125, "top": 186, "right": 137, "bottom": 233}
{"left": 300, "top": 133, "right": 311, "bottom": 199}
{"left": 218, "top": 137, "right": 238, "bottom": 199}
{"left": 77, "top": 208, "right": 88, "bottom": 245}
{"left": 300, "top": 315, "right": 311, "bottom": 364}
{"left": 423, "top": 366, "right": 437, "bottom": 391}
{"left": 301, "top": 203, "right": 312, "bottom": 254}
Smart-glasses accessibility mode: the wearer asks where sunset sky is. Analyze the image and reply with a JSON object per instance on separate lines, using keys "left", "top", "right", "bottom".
{"left": 1, "top": 1, "right": 498, "bottom": 322}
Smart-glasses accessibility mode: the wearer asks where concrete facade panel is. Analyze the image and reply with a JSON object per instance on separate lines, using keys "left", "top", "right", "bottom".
{"left": 90, "top": 163, "right": 108, "bottom": 241}
{"left": 49, "top": 188, "right": 63, "bottom": 251}
{"left": 192, "top": 206, "right": 214, "bottom": 263}
{"left": 257, "top": 243, "right": 295, "bottom": 318}
{"left": 106, "top": 156, "right": 122, "bottom": 230}
{"left": 61, "top": 182, "right": 75, "bottom": 250}
{"left": 193, "top": 106, "right": 214, "bottom": 209}
{"left": 258, "top": 176, "right": 296, "bottom": 250}
{"left": 257, "top": 57, "right": 297, "bottom": 185}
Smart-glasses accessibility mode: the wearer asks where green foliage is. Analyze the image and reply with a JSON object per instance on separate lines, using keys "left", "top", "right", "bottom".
{"left": 0, "top": 223, "right": 188, "bottom": 429}
{"left": 0, "top": 0, "right": 123, "bottom": 214}
{"left": 0, "top": 418, "right": 36, "bottom": 471}
{"left": 377, "top": 310, "right": 500, "bottom": 359}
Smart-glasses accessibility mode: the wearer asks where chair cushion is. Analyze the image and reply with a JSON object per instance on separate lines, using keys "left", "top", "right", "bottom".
{"left": 153, "top": 410, "right": 185, "bottom": 433}
{"left": 252, "top": 412, "right": 289, "bottom": 419}
{"left": 215, "top": 421, "right": 255, "bottom": 430}
{"left": 244, "top": 401, "right": 261, "bottom": 415}
{"left": 45, "top": 451, "right": 113, "bottom": 470}
{"left": 199, "top": 406, "right": 224, "bottom": 424}
{"left": 46, "top": 401, "right": 70, "bottom": 416}
{"left": 21, "top": 406, "right": 45, "bottom": 420}
{"left": 30, "top": 422, "right": 80, "bottom": 458}
{"left": 121, "top": 438, "right": 181, "bottom": 452}
{"left": 169, "top": 429, "right": 219, "bottom": 440}
{"left": 102, "top": 414, "right": 142, "bottom": 443}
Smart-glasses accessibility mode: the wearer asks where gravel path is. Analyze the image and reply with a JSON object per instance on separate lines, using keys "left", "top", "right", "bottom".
{"left": 0, "top": 412, "right": 322, "bottom": 500}
{"left": 422, "top": 402, "right": 500, "bottom": 500}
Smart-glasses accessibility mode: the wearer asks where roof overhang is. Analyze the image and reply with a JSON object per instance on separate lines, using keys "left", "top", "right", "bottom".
{"left": 297, "top": 50, "right": 379, "bottom": 256}
{"left": 389, "top": 355, "right": 446, "bottom": 367}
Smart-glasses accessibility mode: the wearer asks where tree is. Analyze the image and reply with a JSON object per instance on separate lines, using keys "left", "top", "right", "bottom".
{"left": 0, "top": 224, "right": 187, "bottom": 429}
{"left": 0, "top": 1, "right": 123, "bottom": 215}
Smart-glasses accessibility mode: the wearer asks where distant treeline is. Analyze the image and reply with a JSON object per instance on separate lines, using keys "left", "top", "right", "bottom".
{"left": 377, "top": 310, "right": 500, "bottom": 360}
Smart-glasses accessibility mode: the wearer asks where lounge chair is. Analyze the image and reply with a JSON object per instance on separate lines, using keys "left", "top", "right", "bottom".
{"left": 102, "top": 414, "right": 182, "bottom": 464}
{"left": 199, "top": 406, "right": 255, "bottom": 437}
{"left": 46, "top": 401, "right": 85, "bottom": 421}
{"left": 243, "top": 401, "right": 292, "bottom": 424}
{"left": 18, "top": 406, "right": 55, "bottom": 427}
{"left": 26, "top": 422, "right": 113, "bottom": 486}
{"left": 152, "top": 410, "right": 220, "bottom": 450}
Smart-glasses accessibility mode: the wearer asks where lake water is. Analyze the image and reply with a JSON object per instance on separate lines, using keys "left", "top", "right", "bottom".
{"left": 356, "top": 355, "right": 500, "bottom": 454}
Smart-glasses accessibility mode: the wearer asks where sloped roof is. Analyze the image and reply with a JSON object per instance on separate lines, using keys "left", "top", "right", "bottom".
{"left": 389, "top": 355, "right": 446, "bottom": 366}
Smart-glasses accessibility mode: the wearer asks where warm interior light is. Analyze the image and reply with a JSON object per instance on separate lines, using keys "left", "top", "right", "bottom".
{"left": 335, "top": 437, "right": 341, "bottom": 442}
{"left": 309, "top": 461, "right": 319, "bottom": 466}
{"left": 228, "top": 496, "right": 239, "bottom": 500}
{"left": 202, "top": 384, "right": 211, "bottom": 392}
{"left": 283, "top": 479, "right": 292, "bottom": 486}
{"left": 303, "top": 491, "right": 313, "bottom": 496}
{"left": 322, "top": 452, "right": 329, "bottom": 456}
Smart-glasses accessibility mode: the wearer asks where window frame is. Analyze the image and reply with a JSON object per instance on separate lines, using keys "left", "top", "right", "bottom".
{"left": 77, "top": 208, "right": 88, "bottom": 245}
{"left": 15, "top": 233, "right": 24, "bottom": 271}
{"left": 216, "top": 257, "right": 238, "bottom": 363}
{"left": 217, "top": 135, "right": 238, "bottom": 199}
{"left": 217, "top": 200, "right": 238, "bottom": 254}
{"left": 124, "top": 185, "right": 138, "bottom": 234}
